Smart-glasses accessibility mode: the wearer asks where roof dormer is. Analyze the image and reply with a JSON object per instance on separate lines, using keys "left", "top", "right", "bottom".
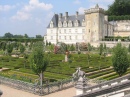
{"left": 63, "top": 21, "right": 68, "bottom": 27}
{"left": 75, "top": 20, "right": 79, "bottom": 27}
{"left": 50, "top": 21, "right": 54, "bottom": 28}
{"left": 68, "top": 20, "right": 72, "bottom": 27}
{"left": 58, "top": 21, "right": 62, "bottom": 27}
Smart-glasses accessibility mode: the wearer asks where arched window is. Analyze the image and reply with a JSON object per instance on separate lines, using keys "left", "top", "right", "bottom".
{"left": 75, "top": 20, "right": 79, "bottom": 27}
{"left": 68, "top": 20, "right": 72, "bottom": 27}
{"left": 58, "top": 21, "right": 62, "bottom": 27}
{"left": 63, "top": 21, "right": 67, "bottom": 27}
{"left": 50, "top": 21, "right": 54, "bottom": 28}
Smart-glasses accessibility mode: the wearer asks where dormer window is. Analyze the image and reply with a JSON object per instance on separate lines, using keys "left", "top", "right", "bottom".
{"left": 68, "top": 20, "right": 72, "bottom": 27}
{"left": 63, "top": 21, "right": 67, "bottom": 27}
{"left": 82, "top": 19, "right": 85, "bottom": 26}
{"left": 58, "top": 21, "right": 62, "bottom": 27}
{"left": 50, "top": 21, "right": 54, "bottom": 28}
{"left": 75, "top": 20, "right": 79, "bottom": 27}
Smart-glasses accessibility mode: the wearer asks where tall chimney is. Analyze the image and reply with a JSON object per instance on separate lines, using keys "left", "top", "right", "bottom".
{"left": 65, "top": 12, "right": 68, "bottom": 20}
{"left": 59, "top": 13, "right": 62, "bottom": 20}
{"left": 76, "top": 11, "right": 78, "bottom": 18}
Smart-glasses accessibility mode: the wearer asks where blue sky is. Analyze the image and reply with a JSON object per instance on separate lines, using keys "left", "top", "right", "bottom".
{"left": 0, "top": 0, "right": 114, "bottom": 37}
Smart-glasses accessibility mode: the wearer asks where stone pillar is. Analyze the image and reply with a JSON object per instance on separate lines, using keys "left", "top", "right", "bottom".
{"left": 75, "top": 77, "right": 87, "bottom": 95}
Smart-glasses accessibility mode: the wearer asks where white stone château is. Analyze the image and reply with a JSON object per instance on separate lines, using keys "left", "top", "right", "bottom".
{"left": 44, "top": 4, "right": 122, "bottom": 45}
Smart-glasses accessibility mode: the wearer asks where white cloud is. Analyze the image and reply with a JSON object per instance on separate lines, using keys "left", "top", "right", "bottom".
{"left": 0, "top": 5, "right": 15, "bottom": 12}
{"left": 11, "top": 11, "right": 31, "bottom": 21}
{"left": 11, "top": 0, "right": 53, "bottom": 21}
{"left": 78, "top": 7, "right": 86, "bottom": 14}
{"left": 23, "top": 0, "right": 53, "bottom": 12}
{"left": 74, "top": 0, "right": 81, "bottom": 4}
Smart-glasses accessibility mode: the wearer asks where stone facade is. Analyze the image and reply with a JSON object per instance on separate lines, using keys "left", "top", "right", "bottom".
{"left": 114, "top": 20, "right": 130, "bottom": 37}
{"left": 44, "top": 4, "right": 130, "bottom": 45}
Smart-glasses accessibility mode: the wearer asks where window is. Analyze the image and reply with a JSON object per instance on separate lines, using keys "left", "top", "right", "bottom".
{"left": 59, "top": 29, "right": 61, "bottom": 33}
{"left": 64, "top": 29, "right": 66, "bottom": 33}
{"left": 51, "top": 36, "right": 53, "bottom": 39}
{"left": 75, "top": 36, "right": 77, "bottom": 39}
{"left": 82, "top": 36, "right": 84, "bottom": 39}
{"left": 82, "top": 29, "right": 85, "bottom": 33}
{"left": 75, "top": 20, "right": 79, "bottom": 27}
{"left": 63, "top": 21, "right": 67, "bottom": 27}
{"left": 65, "top": 36, "right": 66, "bottom": 40}
{"left": 89, "top": 29, "right": 90, "bottom": 33}
{"left": 59, "top": 36, "right": 61, "bottom": 39}
{"left": 75, "top": 29, "right": 77, "bottom": 33}
{"left": 70, "top": 36, "right": 71, "bottom": 40}
{"left": 69, "top": 29, "right": 71, "bottom": 33}
{"left": 68, "top": 21, "right": 72, "bottom": 27}
{"left": 58, "top": 21, "right": 62, "bottom": 27}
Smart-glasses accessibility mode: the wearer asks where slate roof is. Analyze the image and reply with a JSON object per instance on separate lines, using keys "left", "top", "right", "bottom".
{"left": 47, "top": 14, "right": 85, "bottom": 28}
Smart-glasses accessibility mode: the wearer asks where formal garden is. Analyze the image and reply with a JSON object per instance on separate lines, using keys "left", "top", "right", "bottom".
{"left": 0, "top": 40, "right": 130, "bottom": 85}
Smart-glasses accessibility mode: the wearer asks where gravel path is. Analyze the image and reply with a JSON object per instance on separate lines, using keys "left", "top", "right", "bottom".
{"left": 0, "top": 85, "right": 76, "bottom": 97}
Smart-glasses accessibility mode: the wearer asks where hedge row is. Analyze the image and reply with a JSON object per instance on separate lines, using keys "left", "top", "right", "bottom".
{"left": 108, "top": 15, "right": 130, "bottom": 21}
{"left": 89, "top": 69, "right": 114, "bottom": 79}
{"left": 0, "top": 38, "right": 43, "bottom": 42}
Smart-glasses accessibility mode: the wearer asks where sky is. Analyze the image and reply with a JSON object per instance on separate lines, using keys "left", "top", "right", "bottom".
{"left": 0, "top": 0, "right": 115, "bottom": 37}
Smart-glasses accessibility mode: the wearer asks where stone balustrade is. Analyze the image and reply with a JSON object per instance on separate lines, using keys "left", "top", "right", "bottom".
{"left": 74, "top": 74, "right": 130, "bottom": 97}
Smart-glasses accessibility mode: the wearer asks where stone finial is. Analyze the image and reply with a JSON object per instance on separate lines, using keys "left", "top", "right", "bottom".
{"left": 95, "top": 4, "right": 99, "bottom": 8}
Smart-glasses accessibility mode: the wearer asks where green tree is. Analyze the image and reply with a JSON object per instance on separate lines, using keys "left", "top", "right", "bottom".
{"left": 112, "top": 43, "right": 129, "bottom": 76}
{"left": 99, "top": 43, "right": 103, "bottom": 56}
{"left": 6, "top": 43, "right": 13, "bottom": 55}
{"left": 20, "top": 44, "right": 25, "bottom": 54}
{"left": 107, "top": 0, "right": 130, "bottom": 16}
{"left": 70, "top": 44, "right": 75, "bottom": 51}
{"left": 1, "top": 42, "right": 6, "bottom": 51}
{"left": 88, "top": 43, "right": 92, "bottom": 51}
{"left": 24, "top": 54, "right": 28, "bottom": 68}
{"left": 30, "top": 42, "right": 49, "bottom": 86}
{"left": 36, "top": 35, "right": 42, "bottom": 38}
{"left": 24, "top": 34, "right": 28, "bottom": 38}
{"left": 4, "top": 32, "right": 13, "bottom": 38}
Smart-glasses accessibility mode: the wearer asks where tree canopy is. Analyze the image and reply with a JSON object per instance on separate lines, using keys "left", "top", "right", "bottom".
{"left": 107, "top": 0, "right": 130, "bottom": 16}
{"left": 112, "top": 43, "right": 129, "bottom": 76}
{"left": 30, "top": 42, "right": 49, "bottom": 85}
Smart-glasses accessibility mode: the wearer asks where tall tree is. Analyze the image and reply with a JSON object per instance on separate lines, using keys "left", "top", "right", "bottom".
{"left": 112, "top": 43, "right": 129, "bottom": 76}
{"left": 20, "top": 44, "right": 25, "bottom": 54}
{"left": 99, "top": 43, "right": 103, "bottom": 56}
{"left": 30, "top": 42, "right": 49, "bottom": 86}
{"left": 6, "top": 43, "right": 13, "bottom": 55}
